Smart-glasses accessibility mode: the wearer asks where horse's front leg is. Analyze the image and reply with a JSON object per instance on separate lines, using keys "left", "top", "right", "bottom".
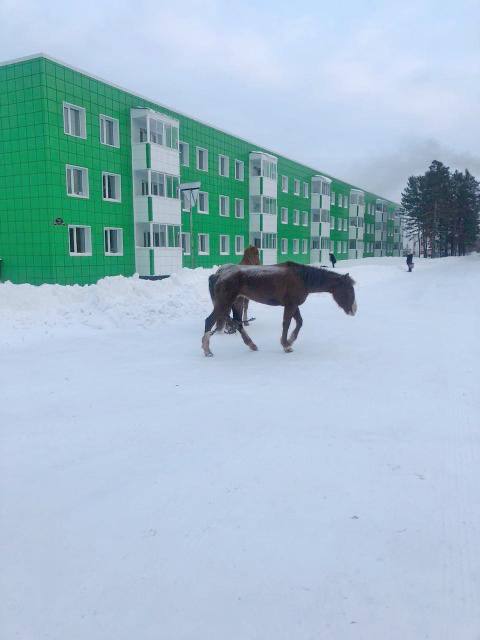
{"left": 281, "top": 305, "right": 295, "bottom": 353}
{"left": 287, "top": 307, "right": 303, "bottom": 346}
{"left": 233, "top": 301, "right": 258, "bottom": 351}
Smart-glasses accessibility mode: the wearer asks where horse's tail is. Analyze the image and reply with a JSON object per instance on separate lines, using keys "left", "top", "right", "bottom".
{"left": 208, "top": 273, "right": 218, "bottom": 303}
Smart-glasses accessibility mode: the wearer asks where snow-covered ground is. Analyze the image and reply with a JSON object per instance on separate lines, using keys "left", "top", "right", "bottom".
{"left": 1, "top": 256, "right": 479, "bottom": 640}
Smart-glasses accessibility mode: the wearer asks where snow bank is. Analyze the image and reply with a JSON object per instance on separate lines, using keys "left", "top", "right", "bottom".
{"left": 0, "top": 268, "right": 213, "bottom": 334}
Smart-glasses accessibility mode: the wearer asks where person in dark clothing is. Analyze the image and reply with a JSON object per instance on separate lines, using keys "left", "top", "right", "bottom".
{"left": 406, "top": 252, "right": 414, "bottom": 272}
{"left": 329, "top": 252, "right": 337, "bottom": 268}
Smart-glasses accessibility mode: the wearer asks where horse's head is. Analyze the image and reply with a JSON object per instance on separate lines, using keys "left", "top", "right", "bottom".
{"left": 243, "top": 245, "right": 260, "bottom": 265}
{"left": 332, "top": 273, "right": 357, "bottom": 316}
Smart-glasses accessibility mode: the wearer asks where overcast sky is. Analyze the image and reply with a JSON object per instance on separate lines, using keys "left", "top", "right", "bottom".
{"left": 1, "top": 0, "right": 479, "bottom": 200}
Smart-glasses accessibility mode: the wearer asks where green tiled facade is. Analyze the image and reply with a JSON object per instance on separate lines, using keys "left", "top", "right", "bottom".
{"left": 0, "top": 54, "right": 403, "bottom": 285}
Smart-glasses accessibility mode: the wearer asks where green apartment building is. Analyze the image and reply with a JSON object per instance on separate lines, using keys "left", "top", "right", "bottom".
{"left": 0, "top": 54, "right": 404, "bottom": 285}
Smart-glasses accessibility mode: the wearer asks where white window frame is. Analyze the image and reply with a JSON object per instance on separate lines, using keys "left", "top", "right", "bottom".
{"left": 302, "top": 211, "right": 308, "bottom": 226}
{"left": 196, "top": 147, "right": 208, "bottom": 172}
{"left": 99, "top": 114, "right": 120, "bottom": 148}
{"left": 293, "top": 239, "right": 299, "bottom": 254}
{"left": 66, "top": 165, "right": 89, "bottom": 199}
{"left": 234, "top": 198, "right": 244, "bottom": 219}
{"left": 281, "top": 238, "right": 288, "bottom": 254}
{"left": 219, "top": 195, "right": 230, "bottom": 217}
{"left": 104, "top": 227, "right": 124, "bottom": 256}
{"left": 198, "top": 191, "right": 209, "bottom": 214}
{"left": 281, "top": 175, "right": 288, "bottom": 193}
{"left": 181, "top": 232, "right": 191, "bottom": 255}
{"left": 293, "top": 209, "right": 300, "bottom": 225}
{"left": 179, "top": 141, "right": 190, "bottom": 167}
{"left": 294, "top": 179, "right": 300, "bottom": 195}
{"left": 303, "top": 182, "right": 309, "bottom": 198}
{"left": 235, "top": 235, "right": 245, "bottom": 255}
{"left": 301, "top": 239, "right": 308, "bottom": 254}
{"left": 281, "top": 207, "right": 288, "bottom": 224}
{"left": 198, "top": 233, "right": 210, "bottom": 255}
{"left": 219, "top": 234, "right": 230, "bottom": 255}
{"left": 68, "top": 225, "right": 92, "bottom": 256}
{"left": 218, "top": 154, "right": 229, "bottom": 177}
{"left": 234, "top": 159, "right": 244, "bottom": 181}
{"left": 102, "top": 172, "right": 121, "bottom": 202}
{"left": 63, "top": 102, "right": 86, "bottom": 139}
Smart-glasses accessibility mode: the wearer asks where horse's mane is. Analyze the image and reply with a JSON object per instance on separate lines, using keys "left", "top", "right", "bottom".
{"left": 282, "top": 261, "right": 355, "bottom": 288}
{"left": 240, "top": 246, "right": 260, "bottom": 265}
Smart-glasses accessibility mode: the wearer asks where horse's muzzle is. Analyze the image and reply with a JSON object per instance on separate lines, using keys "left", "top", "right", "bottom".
{"left": 349, "top": 301, "right": 357, "bottom": 316}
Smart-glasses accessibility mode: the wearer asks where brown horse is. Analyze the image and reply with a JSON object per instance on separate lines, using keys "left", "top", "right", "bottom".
{"left": 202, "top": 261, "right": 356, "bottom": 356}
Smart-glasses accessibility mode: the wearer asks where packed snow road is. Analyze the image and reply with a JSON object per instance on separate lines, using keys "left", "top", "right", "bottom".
{"left": 1, "top": 256, "right": 479, "bottom": 640}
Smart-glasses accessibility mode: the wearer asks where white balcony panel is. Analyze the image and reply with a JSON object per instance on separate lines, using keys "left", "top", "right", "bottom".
{"left": 310, "top": 249, "right": 320, "bottom": 264}
{"left": 262, "top": 214, "right": 277, "bottom": 233}
{"left": 151, "top": 197, "right": 181, "bottom": 224}
{"left": 250, "top": 213, "right": 261, "bottom": 232}
{"left": 150, "top": 145, "right": 180, "bottom": 176}
{"left": 249, "top": 175, "right": 261, "bottom": 196}
{"left": 134, "top": 196, "right": 149, "bottom": 222}
{"left": 135, "top": 247, "right": 150, "bottom": 277}
{"left": 132, "top": 143, "right": 147, "bottom": 170}
{"left": 311, "top": 222, "right": 320, "bottom": 236}
{"left": 153, "top": 247, "right": 182, "bottom": 276}
{"left": 262, "top": 177, "right": 277, "bottom": 198}
{"left": 262, "top": 249, "right": 277, "bottom": 265}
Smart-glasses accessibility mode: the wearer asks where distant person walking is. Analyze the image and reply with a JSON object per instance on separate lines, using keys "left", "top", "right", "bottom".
{"left": 406, "top": 252, "right": 414, "bottom": 272}
{"left": 329, "top": 252, "right": 337, "bottom": 268}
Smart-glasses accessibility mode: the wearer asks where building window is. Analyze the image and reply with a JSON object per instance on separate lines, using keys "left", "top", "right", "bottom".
{"left": 149, "top": 172, "right": 179, "bottom": 198}
{"left": 219, "top": 154, "right": 229, "bottom": 177}
{"left": 344, "top": 195, "right": 349, "bottom": 208}
{"left": 235, "top": 235, "right": 245, "bottom": 255}
{"left": 331, "top": 191, "right": 335, "bottom": 206}
{"left": 293, "top": 209, "right": 300, "bottom": 225}
{"left": 281, "top": 175, "right": 288, "bottom": 192}
{"left": 235, "top": 159, "right": 244, "bottom": 181}
{"left": 321, "top": 209, "right": 330, "bottom": 223}
{"left": 219, "top": 195, "right": 229, "bottom": 217}
{"left": 181, "top": 232, "right": 191, "bottom": 255}
{"left": 198, "top": 233, "right": 209, "bottom": 255}
{"left": 198, "top": 191, "right": 209, "bottom": 213}
{"left": 196, "top": 147, "right": 208, "bottom": 171}
{"left": 302, "top": 211, "right": 308, "bottom": 226}
{"left": 321, "top": 237, "right": 331, "bottom": 250}
{"left": 350, "top": 239, "right": 356, "bottom": 250}
{"left": 102, "top": 172, "right": 121, "bottom": 202}
{"left": 302, "top": 239, "right": 308, "bottom": 254}
{"left": 66, "top": 165, "right": 89, "bottom": 198}
{"left": 63, "top": 102, "right": 86, "bottom": 138}
{"left": 293, "top": 239, "right": 299, "bottom": 254}
{"left": 262, "top": 233, "right": 277, "bottom": 249}
{"left": 179, "top": 141, "right": 189, "bottom": 166}
{"left": 149, "top": 119, "right": 178, "bottom": 149}
{"left": 99, "top": 115, "right": 119, "bottom": 147}
{"left": 220, "top": 234, "right": 230, "bottom": 255}
{"left": 294, "top": 179, "right": 300, "bottom": 195}
{"left": 311, "top": 237, "right": 320, "bottom": 250}
{"left": 68, "top": 225, "right": 91, "bottom": 255}
{"left": 104, "top": 227, "right": 123, "bottom": 255}
{"left": 281, "top": 238, "right": 288, "bottom": 254}
{"left": 281, "top": 207, "right": 288, "bottom": 224}
{"left": 235, "top": 198, "right": 244, "bottom": 219}
{"left": 303, "top": 182, "right": 309, "bottom": 198}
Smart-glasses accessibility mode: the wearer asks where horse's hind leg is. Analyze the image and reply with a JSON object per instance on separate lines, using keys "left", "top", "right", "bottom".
{"left": 202, "top": 310, "right": 216, "bottom": 357}
{"left": 281, "top": 305, "right": 295, "bottom": 353}
{"left": 242, "top": 298, "right": 250, "bottom": 326}
{"left": 287, "top": 307, "right": 303, "bottom": 346}
{"left": 232, "top": 301, "right": 258, "bottom": 351}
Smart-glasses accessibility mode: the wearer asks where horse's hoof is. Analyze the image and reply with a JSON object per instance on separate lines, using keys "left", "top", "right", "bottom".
{"left": 244, "top": 321, "right": 249, "bottom": 326}
{"left": 204, "top": 351, "right": 214, "bottom": 357}
{"left": 249, "top": 343, "right": 258, "bottom": 351}
{"left": 283, "top": 346, "right": 293, "bottom": 353}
